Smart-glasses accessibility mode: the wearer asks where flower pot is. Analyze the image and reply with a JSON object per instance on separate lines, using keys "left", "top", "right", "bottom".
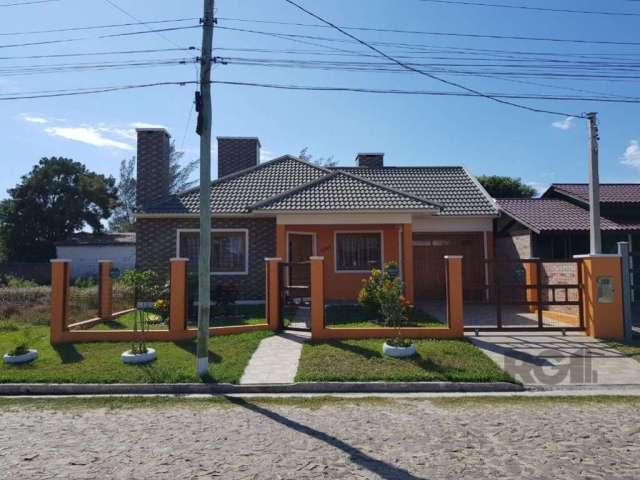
{"left": 3, "top": 349, "right": 38, "bottom": 365}
{"left": 121, "top": 347, "right": 157, "bottom": 365}
{"left": 383, "top": 342, "right": 416, "bottom": 358}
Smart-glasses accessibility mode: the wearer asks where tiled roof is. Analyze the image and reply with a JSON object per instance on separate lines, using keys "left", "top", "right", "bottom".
{"left": 497, "top": 198, "right": 640, "bottom": 233}
{"left": 141, "top": 157, "right": 497, "bottom": 216}
{"left": 251, "top": 171, "right": 440, "bottom": 212}
{"left": 143, "top": 156, "right": 329, "bottom": 214}
{"left": 546, "top": 184, "right": 640, "bottom": 204}
{"left": 332, "top": 166, "right": 497, "bottom": 216}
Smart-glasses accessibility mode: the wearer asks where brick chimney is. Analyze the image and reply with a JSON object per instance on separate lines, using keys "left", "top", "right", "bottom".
{"left": 356, "top": 152, "right": 384, "bottom": 168}
{"left": 217, "top": 137, "right": 260, "bottom": 178}
{"left": 136, "top": 128, "right": 171, "bottom": 209}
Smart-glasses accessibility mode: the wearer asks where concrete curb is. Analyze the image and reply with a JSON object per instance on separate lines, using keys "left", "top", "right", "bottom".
{"left": 0, "top": 381, "right": 524, "bottom": 396}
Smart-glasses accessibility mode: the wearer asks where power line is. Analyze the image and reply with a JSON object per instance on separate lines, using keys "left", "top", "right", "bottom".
{"left": 0, "top": 25, "right": 199, "bottom": 49}
{"left": 281, "top": 0, "right": 584, "bottom": 117}
{"left": 0, "top": 0, "right": 59, "bottom": 7}
{"left": 217, "top": 16, "right": 640, "bottom": 47}
{"left": 0, "top": 17, "right": 198, "bottom": 36}
{"left": 419, "top": 0, "right": 640, "bottom": 17}
{"left": 0, "top": 47, "right": 197, "bottom": 61}
{"left": 2, "top": 79, "right": 640, "bottom": 103}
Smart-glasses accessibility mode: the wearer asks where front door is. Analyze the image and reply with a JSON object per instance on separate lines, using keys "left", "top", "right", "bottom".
{"left": 288, "top": 233, "right": 314, "bottom": 287}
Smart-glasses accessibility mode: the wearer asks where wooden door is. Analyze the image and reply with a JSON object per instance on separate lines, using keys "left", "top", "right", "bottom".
{"left": 288, "top": 234, "right": 314, "bottom": 287}
{"left": 413, "top": 233, "right": 484, "bottom": 300}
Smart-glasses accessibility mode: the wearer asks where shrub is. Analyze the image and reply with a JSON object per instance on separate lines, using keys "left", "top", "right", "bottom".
{"left": 73, "top": 276, "right": 98, "bottom": 288}
{"left": 7, "top": 327, "right": 36, "bottom": 356}
{"left": 153, "top": 298, "right": 170, "bottom": 321}
{"left": 1, "top": 275, "right": 38, "bottom": 289}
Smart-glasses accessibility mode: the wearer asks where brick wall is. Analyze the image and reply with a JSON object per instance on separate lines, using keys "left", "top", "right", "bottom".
{"left": 136, "top": 129, "right": 170, "bottom": 209}
{"left": 541, "top": 262, "right": 579, "bottom": 314}
{"left": 136, "top": 217, "right": 276, "bottom": 301}
{"left": 495, "top": 231, "right": 532, "bottom": 259}
{"left": 217, "top": 137, "right": 260, "bottom": 178}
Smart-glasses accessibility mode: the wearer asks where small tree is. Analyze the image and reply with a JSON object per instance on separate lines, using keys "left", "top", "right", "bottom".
{"left": 298, "top": 147, "right": 337, "bottom": 168}
{"left": 120, "top": 270, "right": 164, "bottom": 354}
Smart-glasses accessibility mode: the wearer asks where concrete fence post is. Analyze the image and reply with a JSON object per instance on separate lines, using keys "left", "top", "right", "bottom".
{"left": 574, "top": 254, "right": 624, "bottom": 340}
{"left": 445, "top": 255, "right": 464, "bottom": 337}
{"left": 97, "top": 260, "right": 113, "bottom": 320}
{"left": 265, "top": 258, "right": 281, "bottom": 331}
{"left": 617, "top": 242, "right": 633, "bottom": 343}
{"left": 169, "top": 258, "right": 188, "bottom": 334}
{"left": 50, "top": 259, "right": 70, "bottom": 344}
{"left": 310, "top": 256, "right": 325, "bottom": 339}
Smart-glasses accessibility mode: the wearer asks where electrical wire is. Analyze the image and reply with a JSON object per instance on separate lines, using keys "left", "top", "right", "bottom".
{"left": 419, "top": 0, "right": 640, "bottom": 17}
{"left": 0, "top": 17, "right": 198, "bottom": 36}
{"left": 0, "top": 0, "right": 59, "bottom": 7}
{"left": 0, "top": 47, "right": 197, "bottom": 61}
{"left": 281, "top": 0, "right": 585, "bottom": 117}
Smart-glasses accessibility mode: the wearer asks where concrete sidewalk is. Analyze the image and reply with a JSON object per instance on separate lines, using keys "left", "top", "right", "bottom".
{"left": 468, "top": 331, "right": 640, "bottom": 387}
{"left": 240, "top": 331, "right": 310, "bottom": 384}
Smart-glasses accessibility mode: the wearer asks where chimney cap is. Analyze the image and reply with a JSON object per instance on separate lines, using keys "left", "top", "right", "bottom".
{"left": 357, "top": 152, "right": 384, "bottom": 156}
{"left": 217, "top": 136, "right": 261, "bottom": 147}
{"left": 135, "top": 127, "right": 171, "bottom": 137}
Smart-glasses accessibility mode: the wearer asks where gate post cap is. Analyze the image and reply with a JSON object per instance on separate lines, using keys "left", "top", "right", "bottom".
{"left": 309, "top": 256, "right": 325, "bottom": 261}
{"left": 264, "top": 257, "right": 282, "bottom": 262}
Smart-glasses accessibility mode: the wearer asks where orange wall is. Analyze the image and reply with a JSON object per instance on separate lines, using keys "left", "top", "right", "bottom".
{"left": 283, "top": 224, "right": 402, "bottom": 301}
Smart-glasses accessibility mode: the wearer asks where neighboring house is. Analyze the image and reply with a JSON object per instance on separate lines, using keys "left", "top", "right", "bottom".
{"left": 134, "top": 128, "right": 497, "bottom": 302}
{"left": 55, "top": 233, "right": 136, "bottom": 278}
{"left": 496, "top": 184, "right": 640, "bottom": 260}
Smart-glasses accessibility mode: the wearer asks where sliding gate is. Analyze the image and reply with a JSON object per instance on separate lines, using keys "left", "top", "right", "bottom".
{"left": 463, "top": 258, "right": 584, "bottom": 332}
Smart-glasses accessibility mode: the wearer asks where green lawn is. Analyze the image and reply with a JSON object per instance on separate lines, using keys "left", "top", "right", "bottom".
{"left": 295, "top": 338, "right": 515, "bottom": 383}
{"left": 324, "top": 304, "right": 444, "bottom": 329}
{"left": 607, "top": 340, "right": 640, "bottom": 363}
{"left": 0, "top": 325, "right": 272, "bottom": 384}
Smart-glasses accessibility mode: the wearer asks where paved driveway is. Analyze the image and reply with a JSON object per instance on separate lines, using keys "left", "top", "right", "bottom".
{"left": 468, "top": 332, "right": 640, "bottom": 387}
{"left": 2, "top": 398, "right": 639, "bottom": 479}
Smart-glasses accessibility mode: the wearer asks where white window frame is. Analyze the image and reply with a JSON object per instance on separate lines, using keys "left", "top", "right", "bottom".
{"left": 334, "top": 230, "right": 384, "bottom": 273}
{"left": 175, "top": 228, "right": 249, "bottom": 275}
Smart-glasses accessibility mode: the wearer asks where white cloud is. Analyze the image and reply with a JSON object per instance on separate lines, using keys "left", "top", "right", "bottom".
{"left": 45, "top": 126, "right": 134, "bottom": 151}
{"left": 621, "top": 140, "right": 640, "bottom": 168}
{"left": 20, "top": 113, "right": 48, "bottom": 124}
{"left": 552, "top": 116, "right": 574, "bottom": 130}
{"left": 260, "top": 149, "right": 273, "bottom": 162}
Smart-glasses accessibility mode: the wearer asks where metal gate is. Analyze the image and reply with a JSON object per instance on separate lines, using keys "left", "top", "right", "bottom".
{"left": 278, "top": 261, "right": 311, "bottom": 331}
{"left": 464, "top": 258, "right": 585, "bottom": 332}
{"left": 620, "top": 243, "right": 640, "bottom": 340}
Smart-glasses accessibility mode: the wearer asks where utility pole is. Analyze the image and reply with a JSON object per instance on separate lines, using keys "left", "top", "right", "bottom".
{"left": 587, "top": 112, "right": 601, "bottom": 255}
{"left": 196, "top": 0, "right": 214, "bottom": 377}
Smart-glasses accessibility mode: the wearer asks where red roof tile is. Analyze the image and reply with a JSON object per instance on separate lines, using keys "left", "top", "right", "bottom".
{"left": 547, "top": 184, "right": 640, "bottom": 203}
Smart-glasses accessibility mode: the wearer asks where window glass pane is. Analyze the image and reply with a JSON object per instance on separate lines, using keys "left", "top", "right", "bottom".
{"left": 179, "top": 231, "right": 247, "bottom": 273}
{"left": 336, "top": 233, "right": 381, "bottom": 271}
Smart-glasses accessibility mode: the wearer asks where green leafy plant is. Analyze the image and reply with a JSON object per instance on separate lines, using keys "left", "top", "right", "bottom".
{"left": 7, "top": 327, "right": 36, "bottom": 357}
{"left": 119, "top": 270, "right": 165, "bottom": 355}
{"left": 1, "top": 275, "right": 38, "bottom": 288}
{"left": 153, "top": 299, "right": 170, "bottom": 322}
{"left": 359, "top": 262, "right": 413, "bottom": 348}
{"left": 73, "top": 276, "right": 98, "bottom": 289}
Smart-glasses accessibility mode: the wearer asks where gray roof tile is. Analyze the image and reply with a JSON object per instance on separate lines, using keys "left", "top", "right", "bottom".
{"left": 251, "top": 171, "right": 440, "bottom": 212}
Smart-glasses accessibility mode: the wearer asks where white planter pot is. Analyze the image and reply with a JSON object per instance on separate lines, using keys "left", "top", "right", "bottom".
{"left": 383, "top": 342, "right": 416, "bottom": 358}
{"left": 121, "top": 347, "right": 157, "bottom": 365}
{"left": 3, "top": 349, "right": 38, "bottom": 365}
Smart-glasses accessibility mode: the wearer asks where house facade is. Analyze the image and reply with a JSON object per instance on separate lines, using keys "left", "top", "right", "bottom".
{"left": 55, "top": 233, "right": 135, "bottom": 279}
{"left": 134, "top": 128, "right": 498, "bottom": 303}
{"left": 496, "top": 184, "right": 640, "bottom": 260}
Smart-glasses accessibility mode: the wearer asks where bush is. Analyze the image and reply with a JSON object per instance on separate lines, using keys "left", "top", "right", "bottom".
{"left": 1, "top": 275, "right": 38, "bottom": 288}
{"left": 7, "top": 327, "right": 35, "bottom": 356}
{"left": 73, "top": 276, "right": 98, "bottom": 288}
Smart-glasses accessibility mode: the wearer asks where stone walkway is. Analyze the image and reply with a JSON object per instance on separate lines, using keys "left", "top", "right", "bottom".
{"left": 2, "top": 398, "right": 639, "bottom": 478}
{"left": 468, "top": 331, "right": 640, "bottom": 387}
{"left": 240, "top": 330, "right": 310, "bottom": 384}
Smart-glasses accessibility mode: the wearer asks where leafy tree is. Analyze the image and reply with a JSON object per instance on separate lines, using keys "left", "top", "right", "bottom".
{"left": 477, "top": 175, "right": 537, "bottom": 198}
{"left": 110, "top": 141, "right": 198, "bottom": 232}
{"left": 0, "top": 157, "right": 118, "bottom": 261}
{"left": 298, "top": 147, "right": 337, "bottom": 168}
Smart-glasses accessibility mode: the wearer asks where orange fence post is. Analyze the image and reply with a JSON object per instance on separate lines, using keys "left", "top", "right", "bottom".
{"left": 575, "top": 254, "right": 624, "bottom": 340}
{"left": 169, "top": 258, "right": 188, "bottom": 334}
{"left": 50, "top": 259, "right": 70, "bottom": 344}
{"left": 310, "top": 256, "right": 325, "bottom": 339}
{"left": 97, "top": 260, "right": 113, "bottom": 320}
{"left": 265, "top": 257, "right": 281, "bottom": 331}
{"left": 402, "top": 223, "right": 414, "bottom": 304}
{"left": 445, "top": 255, "right": 464, "bottom": 337}
{"left": 524, "top": 261, "right": 538, "bottom": 313}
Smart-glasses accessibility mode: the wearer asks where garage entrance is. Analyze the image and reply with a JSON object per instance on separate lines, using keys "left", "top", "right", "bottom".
{"left": 413, "top": 232, "right": 485, "bottom": 300}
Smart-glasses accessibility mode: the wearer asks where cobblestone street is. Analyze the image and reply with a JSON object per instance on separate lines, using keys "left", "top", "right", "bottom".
{"left": 1, "top": 398, "right": 639, "bottom": 479}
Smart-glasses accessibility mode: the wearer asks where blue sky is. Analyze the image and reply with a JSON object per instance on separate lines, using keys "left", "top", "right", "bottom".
{"left": 1, "top": 0, "right": 639, "bottom": 199}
